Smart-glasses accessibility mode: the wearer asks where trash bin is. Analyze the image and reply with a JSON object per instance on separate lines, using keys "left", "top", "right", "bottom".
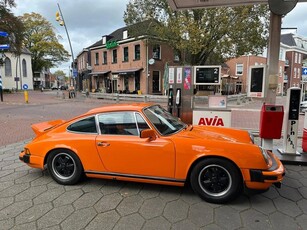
{"left": 259, "top": 104, "right": 284, "bottom": 139}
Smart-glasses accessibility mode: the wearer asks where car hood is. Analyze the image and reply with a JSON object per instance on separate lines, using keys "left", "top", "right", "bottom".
{"left": 177, "top": 125, "right": 252, "bottom": 144}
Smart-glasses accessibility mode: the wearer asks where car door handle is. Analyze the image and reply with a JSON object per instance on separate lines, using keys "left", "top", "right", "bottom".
{"left": 97, "top": 142, "right": 110, "bottom": 147}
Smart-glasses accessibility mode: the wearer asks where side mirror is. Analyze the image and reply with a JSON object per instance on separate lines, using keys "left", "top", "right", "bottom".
{"left": 140, "top": 129, "right": 156, "bottom": 141}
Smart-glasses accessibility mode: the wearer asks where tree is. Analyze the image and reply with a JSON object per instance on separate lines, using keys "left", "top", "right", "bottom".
{"left": 0, "top": 0, "right": 24, "bottom": 54}
{"left": 124, "top": 0, "right": 270, "bottom": 65}
{"left": 20, "top": 13, "right": 70, "bottom": 73}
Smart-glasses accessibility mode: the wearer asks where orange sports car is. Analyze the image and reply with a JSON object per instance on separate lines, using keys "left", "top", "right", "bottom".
{"left": 19, "top": 103, "right": 285, "bottom": 203}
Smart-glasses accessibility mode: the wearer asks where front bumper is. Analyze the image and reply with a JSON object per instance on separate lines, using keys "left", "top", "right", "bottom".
{"left": 244, "top": 151, "right": 285, "bottom": 190}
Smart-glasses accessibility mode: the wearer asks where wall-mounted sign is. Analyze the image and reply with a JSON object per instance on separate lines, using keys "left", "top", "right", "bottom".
{"left": 248, "top": 65, "right": 266, "bottom": 98}
{"left": 148, "top": 58, "right": 155, "bottom": 65}
{"left": 106, "top": 40, "right": 118, "bottom": 49}
{"left": 176, "top": 67, "right": 182, "bottom": 84}
{"left": 194, "top": 66, "right": 221, "bottom": 85}
{"left": 193, "top": 110, "right": 231, "bottom": 127}
{"left": 169, "top": 67, "right": 175, "bottom": 84}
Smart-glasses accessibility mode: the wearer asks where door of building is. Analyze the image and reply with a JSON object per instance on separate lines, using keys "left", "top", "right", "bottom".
{"left": 152, "top": 71, "right": 160, "bottom": 93}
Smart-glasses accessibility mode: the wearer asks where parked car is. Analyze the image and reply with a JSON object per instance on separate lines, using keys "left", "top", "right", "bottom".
{"left": 51, "top": 86, "right": 58, "bottom": 90}
{"left": 300, "top": 101, "right": 307, "bottom": 114}
{"left": 60, "top": 85, "right": 68, "bottom": 90}
{"left": 19, "top": 103, "right": 285, "bottom": 203}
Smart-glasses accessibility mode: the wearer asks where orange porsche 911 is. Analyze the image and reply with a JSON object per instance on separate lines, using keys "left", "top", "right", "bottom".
{"left": 19, "top": 103, "right": 285, "bottom": 203}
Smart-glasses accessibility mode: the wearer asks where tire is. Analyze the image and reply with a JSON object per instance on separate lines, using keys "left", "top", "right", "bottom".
{"left": 47, "top": 149, "right": 83, "bottom": 185}
{"left": 190, "top": 158, "right": 242, "bottom": 204}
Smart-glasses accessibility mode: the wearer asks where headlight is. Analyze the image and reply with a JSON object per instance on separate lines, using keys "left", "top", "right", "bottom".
{"left": 259, "top": 147, "right": 271, "bottom": 165}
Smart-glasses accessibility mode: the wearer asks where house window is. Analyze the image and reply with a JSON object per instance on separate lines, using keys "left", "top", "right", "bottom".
{"left": 153, "top": 45, "right": 161, "bottom": 59}
{"left": 298, "top": 53, "right": 302, "bottom": 64}
{"left": 298, "top": 68, "right": 301, "bottom": 79}
{"left": 95, "top": 52, "right": 99, "bottom": 65}
{"left": 123, "top": 47, "right": 129, "bottom": 62}
{"left": 103, "top": 51, "right": 107, "bottom": 64}
{"left": 134, "top": 44, "right": 140, "bottom": 60}
{"left": 294, "top": 68, "right": 297, "bottom": 78}
{"left": 174, "top": 50, "right": 180, "bottom": 62}
{"left": 5, "top": 57, "right": 12, "bottom": 77}
{"left": 236, "top": 63, "right": 243, "bottom": 75}
{"left": 22, "top": 59, "right": 27, "bottom": 77}
{"left": 123, "top": 30, "right": 128, "bottom": 39}
{"left": 112, "top": 49, "right": 117, "bottom": 63}
{"left": 295, "top": 53, "right": 298, "bottom": 63}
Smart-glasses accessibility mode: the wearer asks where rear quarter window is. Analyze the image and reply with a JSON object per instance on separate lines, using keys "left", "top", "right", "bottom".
{"left": 67, "top": 116, "right": 97, "bottom": 133}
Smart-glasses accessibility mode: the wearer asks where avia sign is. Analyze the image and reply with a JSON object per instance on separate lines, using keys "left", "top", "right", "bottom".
{"left": 192, "top": 110, "right": 231, "bottom": 127}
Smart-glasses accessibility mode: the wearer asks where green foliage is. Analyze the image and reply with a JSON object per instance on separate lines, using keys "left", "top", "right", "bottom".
{"left": 53, "top": 70, "right": 66, "bottom": 78}
{"left": 0, "top": 0, "right": 24, "bottom": 55}
{"left": 20, "top": 13, "right": 70, "bottom": 72}
{"left": 124, "top": 0, "right": 269, "bottom": 65}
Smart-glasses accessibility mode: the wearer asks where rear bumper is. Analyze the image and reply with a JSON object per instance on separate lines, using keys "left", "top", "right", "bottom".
{"left": 19, "top": 150, "right": 44, "bottom": 169}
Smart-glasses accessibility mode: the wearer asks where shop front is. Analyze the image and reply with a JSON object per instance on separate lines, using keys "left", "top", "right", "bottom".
{"left": 88, "top": 71, "right": 110, "bottom": 92}
{"left": 112, "top": 68, "right": 142, "bottom": 94}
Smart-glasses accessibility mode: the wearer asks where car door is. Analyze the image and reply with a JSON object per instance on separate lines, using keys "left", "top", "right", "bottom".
{"left": 95, "top": 112, "right": 176, "bottom": 178}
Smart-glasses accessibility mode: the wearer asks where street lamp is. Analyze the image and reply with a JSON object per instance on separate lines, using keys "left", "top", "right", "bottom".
{"left": 56, "top": 3, "right": 76, "bottom": 92}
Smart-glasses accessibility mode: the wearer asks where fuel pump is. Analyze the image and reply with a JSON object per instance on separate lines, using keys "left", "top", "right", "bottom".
{"left": 279, "top": 87, "right": 301, "bottom": 155}
{"left": 175, "top": 88, "right": 181, "bottom": 117}
{"left": 168, "top": 87, "right": 174, "bottom": 113}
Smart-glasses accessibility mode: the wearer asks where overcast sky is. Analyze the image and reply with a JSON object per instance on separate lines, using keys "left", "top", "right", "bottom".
{"left": 11, "top": 0, "right": 307, "bottom": 74}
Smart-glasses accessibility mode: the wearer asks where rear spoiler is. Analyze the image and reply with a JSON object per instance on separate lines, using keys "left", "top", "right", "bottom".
{"left": 31, "top": 119, "right": 65, "bottom": 136}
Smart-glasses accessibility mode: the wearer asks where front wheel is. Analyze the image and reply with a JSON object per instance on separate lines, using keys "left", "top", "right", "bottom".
{"left": 47, "top": 149, "right": 83, "bottom": 185}
{"left": 190, "top": 158, "right": 242, "bottom": 204}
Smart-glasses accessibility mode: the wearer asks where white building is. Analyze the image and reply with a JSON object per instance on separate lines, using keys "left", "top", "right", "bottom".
{"left": 0, "top": 48, "right": 33, "bottom": 90}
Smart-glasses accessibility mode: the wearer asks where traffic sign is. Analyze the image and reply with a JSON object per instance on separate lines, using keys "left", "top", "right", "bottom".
{"left": 0, "top": 44, "right": 10, "bottom": 50}
{"left": 0, "top": 31, "right": 8, "bottom": 37}
{"left": 0, "top": 76, "right": 2, "bottom": 89}
{"left": 22, "top": 84, "right": 28, "bottom": 90}
{"left": 73, "top": 68, "right": 78, "bottom": 78}
{"left": 302, "top": 67, "right": 307, "bottom": 76}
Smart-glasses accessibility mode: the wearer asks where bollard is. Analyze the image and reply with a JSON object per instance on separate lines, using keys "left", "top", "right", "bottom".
{"left": 24, "top": 90, "right": 28, "bottom": 103}
{"left": 62, "top": 92, "right": 65, "bottom": 99}
{"left": 144, "top": 95, "right": 148, "bottom": 102}
{"left": 303, "top": 112, "right": 307, "bottom": 152}
{"left": 116, "top": 94, "right": 119, "bottom": 103}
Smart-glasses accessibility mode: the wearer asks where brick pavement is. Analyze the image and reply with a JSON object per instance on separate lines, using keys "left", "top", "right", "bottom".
{"left": 0, "top": 91, "right": 307, "bottom": 229}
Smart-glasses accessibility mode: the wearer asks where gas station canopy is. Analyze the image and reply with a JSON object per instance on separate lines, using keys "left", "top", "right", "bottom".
{"left": 167, "top": 0, "right": 307, "bottom": 10}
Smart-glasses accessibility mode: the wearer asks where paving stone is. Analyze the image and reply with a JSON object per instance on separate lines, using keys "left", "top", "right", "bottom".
{"left": 250, "top": 195, "right": 276, "bottom": 215}
{"left": 61, "top": 207, "right": 97, "bottom": 230}
{"left": 0, "top": 181, "right": 14, "bottom": 192}
{"left": 261, "top": 187, "right": 280, "bottom": 200}
{"left": 0, "top": 197, "right": 14, "bottom": 211}
{"left": 85, "top": 210, "right": 120, "bottom": 230}
{"left": 228, "top": 195, "right": 251, "bottom": 211}
{"left": 0, "top": 170, "right": 28, "bottom": 182}
{"left": 11, "top": 221, "right": 37, "bottom": 230}
{"left": 139, "top": 197, "right": 166, "bottom": 219}
{"left": 171, "top": 219, "right": 198, "bottom": 230}
{"left": 240, "top": 209, "right": 271, "bottom": 230}
{"left": 0, "top": 169, "right": 14, "bottom": 179}
{"left": 64, "top": 184, "right": 84, "bottom": 192}
{"left": 298, "top": 199, "right": 307, "bottom": 214}
{"left": 1, "top": 162, "right": 24, "bottom": 171}
{"left": 0, "top": 218, "right": 14, "bottom": 229}
{"left": 188, "top": 202, "right": 214, "bottom": 227}
{"left": 139, "top": 184, "right": 162, "bottom": 199}
{"left": 100, "top": 180, "right": 125, "bottom": 195}
{"left": 113, "top": 213, "right": 145, "bottom": 230}
{"left": 0, "top": 161, "right": 15, "bottom": 170}
{"left": 159, "top": 186, "right": 181, "bottom": 202}
{"left": 15, "top": 202, "right": 53, "bottom": 225}
{"left": 296, "top": 214, "right": 307, "bottom": 230}
{"left": 180, "top": 187, "right": 202, "bottom": 205}
{"left": 52, "top": 189, "right": 84, "bottom": 207}
{"left": 37, "top": 204, "right": 74, "bottom": 229}
{"left": 15, "top": 171, "right": 44, "bottom": 184}
{"left": 278, "top": 185, "right": 303, "bottom": 202}
{"left": 273, "top": 197, "right": 303, "bottom": 218}
{"left": 215, "top": 206, "right": 242, "bottom": 229}
{"left": 299, "top": 177, "right": 307, "bottom": 187}
{"left": 0, "top": 200, "right": 32, "bottom": 220}
{"left": 81, "top": 179, "right": 104, "bottom": 193}
{"left": 94, "top": 193, "right": 123, "bottom": 213}
{"left": 73, "top": 191, "right": 102, "bottom": 210}
{"left": 30, "top": 174, "right": 53, "bottom": 187}
{"left": 116, "top": 194, "right": 144, "bottom": 216}
{"left": 119, "top": 182, "right": 142, "bottom": 197}
{"left": 200, "top": 223, "right": 223, "bottom": 230}
{"left": 282, "top": 177, "right": 303, "bottom": 189}
{"left": 15, "top": 185, "right": 47, "bottom": 202}
{"left": 163, "top": 200, "right": 189, "bottom": 223}
{"left": 269, "top": 212, "right": 299, "bottom": 230}
{"left": 141, "top": 216, "right": 171, "bottom": 230}
{"left": 33, "top": 187, "right": 65, "bottom": 205}
{"left": 298, "top": 187, "right": 307, "bottom": 199}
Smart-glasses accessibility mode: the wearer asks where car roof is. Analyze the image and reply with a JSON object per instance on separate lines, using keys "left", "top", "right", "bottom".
{"left": 84, "top": 103, "right": 156, "bottom": 115}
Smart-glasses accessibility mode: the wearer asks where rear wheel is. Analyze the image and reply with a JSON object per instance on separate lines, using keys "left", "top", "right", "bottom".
{"left": 190, "top": 158, "right": 242, "bottom": 203}
{"left": 47, "top": 149, "right": 83, "bottom": 185}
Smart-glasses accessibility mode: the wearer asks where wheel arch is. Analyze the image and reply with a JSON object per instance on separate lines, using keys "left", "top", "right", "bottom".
{"left": 186, "top": 155, "right": 243, "bottom": 185}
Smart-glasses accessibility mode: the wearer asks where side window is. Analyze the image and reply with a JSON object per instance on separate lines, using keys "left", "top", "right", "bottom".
{"left": 67, "top": 117, "right": 97, "bottom": 133}
{"left": 136, "top": 113, "right": 150, "bottom": 132}
{"left": 98, "top": 112, "right": 138, "bottom": 136}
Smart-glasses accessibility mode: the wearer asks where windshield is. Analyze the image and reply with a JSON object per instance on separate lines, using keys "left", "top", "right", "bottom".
{"left": 143, "top": 105, "right": 186, "bottom": 135}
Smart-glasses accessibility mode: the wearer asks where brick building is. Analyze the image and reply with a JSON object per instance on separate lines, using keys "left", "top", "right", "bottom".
{"left": 77, "top": 21, "right": 179, "bottom": 94}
